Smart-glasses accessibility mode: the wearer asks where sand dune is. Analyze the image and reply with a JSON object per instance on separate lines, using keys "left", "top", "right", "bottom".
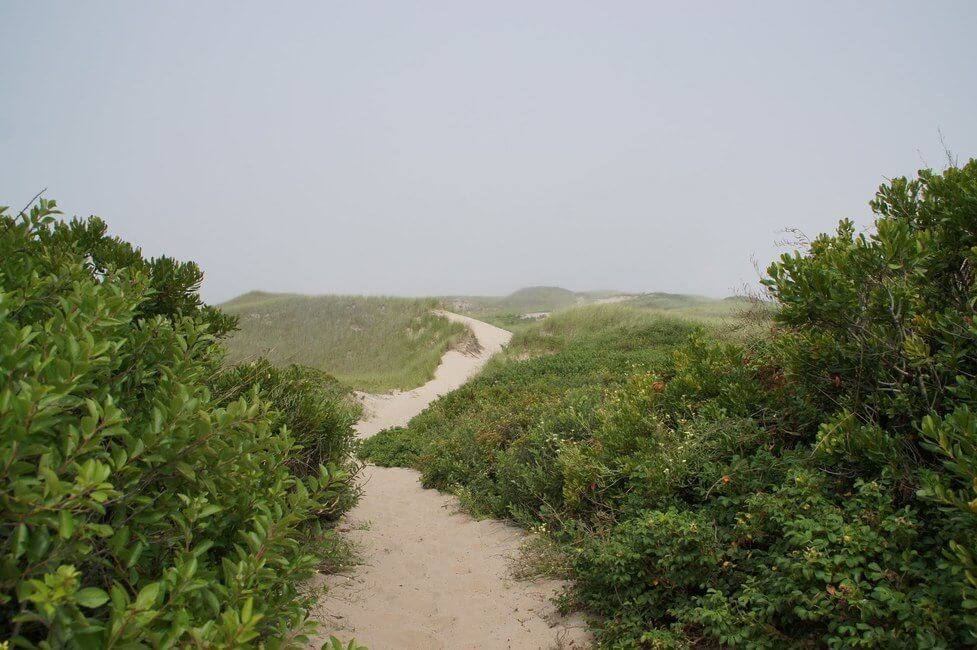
{"left": 350, "top": 311, "right": 510, "bottom": 439}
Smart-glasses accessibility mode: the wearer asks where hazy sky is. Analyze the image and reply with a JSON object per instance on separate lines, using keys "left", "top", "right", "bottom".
{"left": 2, "top": 2, "right": 975, "bottom": 302}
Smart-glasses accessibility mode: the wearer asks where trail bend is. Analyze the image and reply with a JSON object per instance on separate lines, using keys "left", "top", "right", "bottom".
{"left": 309, "top": 311, "right": 590, "bottom": 649}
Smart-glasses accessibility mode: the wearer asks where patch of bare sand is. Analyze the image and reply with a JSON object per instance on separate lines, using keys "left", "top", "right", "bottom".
{"left": 308, "top": 311, "right": 590, "bottom": 649}
{"left": 591, "top": 295, "right": 631, "bottom": 305}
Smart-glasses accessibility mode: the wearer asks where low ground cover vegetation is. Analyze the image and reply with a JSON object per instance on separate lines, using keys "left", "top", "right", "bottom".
{"left": 222, "top": 292, "right": 465, "bottom": 393}
{"left": 359, "top": 305, "right": 700, "bottom": 497}
{"left": 447, "top": 286, "right": 759, "bottom": 334}
{"left": 622, "top": 293, "right": 761, "bottom": 331}
{"left": 441, "top": 285, "right": 590, "bottom": 332}
{"left": 363, "top": 162, "right": 977, "bottom": 647}
{"left": 0, "top": 202, "right": 360, "bottom": 647}
{"left": 445, "top": 286, "right": 582, "bottom": 315}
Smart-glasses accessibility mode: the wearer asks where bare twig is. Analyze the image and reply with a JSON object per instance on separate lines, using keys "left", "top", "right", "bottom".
{"left": 17, "top": 187, "right": 48, "bottom": 217}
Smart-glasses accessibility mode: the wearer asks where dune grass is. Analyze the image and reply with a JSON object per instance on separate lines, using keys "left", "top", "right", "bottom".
{"left": 443, "top": 286, "right": 578, "bottom": 328}
{"left": 446, "top": 286, "right": 580, "bottom": 313}
{"left": 444, "top": 286, "right": 606, "bottom": 331}
{"left": 221, "top": 292, "right": 466, "bottom": 392}
{"left": 445, "top": 286, "right": 766, "bottom": 334}
{"left": 620, "top": 291, "right": 771, "bottom": 333}
{"left": 488, "top": 286, "right": 582, "bottom": 311}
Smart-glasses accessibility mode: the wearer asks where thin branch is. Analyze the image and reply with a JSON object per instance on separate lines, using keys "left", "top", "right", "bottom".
{"left": 17, "top": 187, "right": 48, "bottom": 217}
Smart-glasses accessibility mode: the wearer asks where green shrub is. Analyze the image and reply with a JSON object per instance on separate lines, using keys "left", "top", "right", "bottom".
{"left": 919, "top": 406, "right": 977, "bottom": 633}
{"left": 573, "top": 507, "right": 727, "bottom": 644}
{"left": 368, "top": 161, "right": 977, "bottom": 647}
{"left": 764, "top": 162, "right": 977, "bottom": 444}
{"left": 357, "top": 426, "right": 422, "bottom": 469}
{"left": 359, "top": 308, "right": 698, "bottom": 521}
{"left": 0, "top": 201, "right": 358, "bottom": 647}
{"left": 210, "top": 360, "right": 360, "bottom": 481}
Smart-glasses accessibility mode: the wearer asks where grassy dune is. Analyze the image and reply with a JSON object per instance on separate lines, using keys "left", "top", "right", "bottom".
{"left": 487, "top": 286, "right": 581, "bottom": 311}
{"left": 621, "top": 291, "right": 768, "bottom": 332}
{"left": 446, "top": 285, "right": 764, "bottom": 333}
{"left": 445, "top": 285, "right": 608, "bottom": 330}
{"left": 443, "top": 286, "right": 580, "bottom": 324}
{"left": 222, "top": 292, "right": 466, "bottom": 392}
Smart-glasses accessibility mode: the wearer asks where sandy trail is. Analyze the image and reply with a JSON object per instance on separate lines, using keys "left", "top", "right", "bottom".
{"left": 351, "top": 311, "right": 509, "bottom": 439}
{"left": 309, "top": 311, "right": 590, "bottom": 649}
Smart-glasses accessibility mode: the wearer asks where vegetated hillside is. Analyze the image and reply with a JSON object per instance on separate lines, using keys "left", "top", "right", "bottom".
{"left": 495, "top": 285, "right": 581, "bottom": 311}
{"left": 359, "top": 304, "right": 702, "bottom": 476}
{"left": 446, "top": 285, "right": 580, "bottom": 315}
{"left": 445, "top": 285, "right": 632, "bottom": 330}
{"left": 447, "top": 286, "right": 759, "bottom": 333}
{"left": 0, "top": 201, "right": 361, "bottom": 647}
{"left": 623, "top": 291, "right": 766, "bottom": 330}
{"left": 625, "top": 290, "right": 740, "bottom": 311}
{"left": 577, "top": 289, "right": 628, "bottom": 300}
{"left": 362, "top": 162, "right": 977, "bottom": 647}
{"left": 222, "top": 292, "right": 466, "bottom": 392}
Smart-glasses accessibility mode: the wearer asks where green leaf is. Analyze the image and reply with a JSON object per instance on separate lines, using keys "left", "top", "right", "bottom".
{"left": 75, "top": 587, "right": 110, "bottom": 609}
{"left": 59, "top": 509, "right": 74, "bottom": 539}
{"left": 135, "top": 582, "right": 161, "bottom": 609}
{"left": 12, "top": 524, "right": 28, "bottom": 559}
{"left": 175, "top": 461, "right": 195, "bottom": 480}
{"left": 199, "top": 504, "right": 222, "bottom": 519}
{"left": 125, "top": 540, "right": 144, "bottom": 568}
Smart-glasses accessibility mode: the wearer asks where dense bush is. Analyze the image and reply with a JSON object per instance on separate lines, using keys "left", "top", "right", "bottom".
{"left": 211, "top": 361, "right": 360, "bottom": 480}
{"left": 1, "top": 201, "right": 358, "bottom": 647}
{"left": 365, "top": 162, "right": 977, "bottom": 647}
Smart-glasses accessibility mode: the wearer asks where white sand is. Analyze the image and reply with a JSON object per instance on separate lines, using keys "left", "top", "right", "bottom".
{"left": 591, "top": 295, "right": 631, "bottom": 305}
{"left": 309, "top": 311, "right": 590, "bottom": 649}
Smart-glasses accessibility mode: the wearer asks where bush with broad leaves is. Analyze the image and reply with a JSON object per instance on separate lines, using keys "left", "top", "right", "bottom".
{"left": 1, "top": 200, "right": 358, "bottom": 648}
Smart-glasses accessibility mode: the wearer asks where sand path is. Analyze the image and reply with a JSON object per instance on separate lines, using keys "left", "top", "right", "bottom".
{"left": 308, "top": 311, "right": 590, "bottom": 649}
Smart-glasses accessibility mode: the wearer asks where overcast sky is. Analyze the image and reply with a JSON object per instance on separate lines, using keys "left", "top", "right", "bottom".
{"left": 2, "top": 2, "right": 975, "bottom": 302}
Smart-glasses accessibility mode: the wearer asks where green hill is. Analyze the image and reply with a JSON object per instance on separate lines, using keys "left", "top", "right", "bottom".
{"left": 621, "top": 291, "right": 763, "bottom": 327}
{"left": 445, "top": 285, "right": 625, "bottom": 329}
{"left": 445, "top": 286, "right": 761, "bottom": 331}
{"left": 445, "top": 286, "right": 581, "bottom": 315}
{"left": 495, "top": 286, "right": 581, "bottom": 311}
{"left": 222, "top": 292, "right": 466, "bottom": 392}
